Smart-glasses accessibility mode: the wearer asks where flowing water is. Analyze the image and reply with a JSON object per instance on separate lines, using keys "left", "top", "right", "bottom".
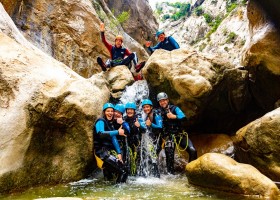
{"left": 0, "top": 81, "right": 262, "bottom": 200}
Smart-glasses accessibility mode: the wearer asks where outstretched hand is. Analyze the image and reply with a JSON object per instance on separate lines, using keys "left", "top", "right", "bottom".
{"left": 145, "top": 41, "right": 152, "bottom": 47}
{"left": 100, "top": 23, "right": 105, "bottom": 32}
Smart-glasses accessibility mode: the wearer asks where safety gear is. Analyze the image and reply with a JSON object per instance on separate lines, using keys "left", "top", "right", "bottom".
{"left": 141, "top": 99, "right": 153, "bottom": 107}
{"left": 114, "top": 104, "right": 125, "bottom": 114}
{"left": 103, "top": 103, "right": 114, "bottom": 111}
{"left": 157, "top": 92, "right": 168, "bottom": 101}
{"left": 135, "top": 61, "right": 146, "bottom": 73}
{"left": 125, "top": 102, "right": 137, "bottom": 110}
{"left": 156, "top": 30, "right": 164, "bottom": 37}
{"left": 115, "top": 35, "right": 123, "bottom": 42}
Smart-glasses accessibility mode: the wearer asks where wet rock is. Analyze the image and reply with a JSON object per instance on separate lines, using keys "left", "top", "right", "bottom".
{"left": 186, "top": 153, "right": 280, "bottom": 198}
{"left": 0, "top": 26, "right": 109, "bottom": 193}
{"left": 103, "top": 65, "right": 134, "bottom": 99}
{"left": 233, "top": 107, "right": 280, "bottom": 181}
{"left": 142, "top": 48, "right": 258, "bottom": 132}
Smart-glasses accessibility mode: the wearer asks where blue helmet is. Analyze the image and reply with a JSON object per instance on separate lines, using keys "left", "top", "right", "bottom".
{"left": 103, "top": 103, "right": 114, "bottom": 111}
{"left": 125, "top": 102, "right": 137, "bottom": 110}
{"left": 141, "top": 99, "right": 153, "bottom": 107}
{"left": 156, "top": 30, "right": 164, "bottom": 37}
{"left": 114, "top": 104, "right": 125, "bottom": 114}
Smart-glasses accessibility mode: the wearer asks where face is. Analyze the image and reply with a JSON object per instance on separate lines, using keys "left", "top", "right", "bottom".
{"left": 104, "top": 108, "right": 114, "bottom": 120}
{"left": 114, "top": 110, "right": 123, "bottom": 119}
{"left": 143, "top": 105, "right": 152, "bottom": 114}
{"left": 159, "top": 98, "right": 169, "bottom": 109}
{"left": 115, "top": 39, "right": 122, "bottom": 48}
{"left": 157, "top": 33, "right": 165, "bottom": 42}
{"left": 126, "top": 108, "right": 135, "bottom": 118}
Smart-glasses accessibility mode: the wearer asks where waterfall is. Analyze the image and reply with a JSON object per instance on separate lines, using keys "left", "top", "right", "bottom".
{"left": 119, "top": 80, "right": 163, "bottom": 177}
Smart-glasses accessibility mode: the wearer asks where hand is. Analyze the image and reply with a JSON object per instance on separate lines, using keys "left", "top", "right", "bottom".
{"left": 100, "top": 23, "right": 105, "bottom": 32}
{"left": 134, "top": 118, "right": 140, "bottom": 127}
{"left": 118, "top": 125, "right": 126, "bottom": 136}
{"left": 145, "top": 41, "right": 152, "bottom": 47}
{"left": 116, "top": 117, "right": 123, "bottom": 124}
{"left": 146, "top": 118, "right": 152, "bottom": 126}
{"left": 117, "top": 154, "right": 123, "bottom": 163}
{"left": 166, "top": 109, "right": 176, "bottom": 119}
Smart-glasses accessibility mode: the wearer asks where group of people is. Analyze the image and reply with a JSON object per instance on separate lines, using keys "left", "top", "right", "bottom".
{"left": 93, "top": 92, "right": 197, "bottom": 183}
{"left": 96, "top": 23, "right": 180, "bottom": 80}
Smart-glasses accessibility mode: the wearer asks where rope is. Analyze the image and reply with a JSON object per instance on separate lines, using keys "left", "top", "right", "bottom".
{"left": 172, "top": 130, "right": 188, "bottom": 157}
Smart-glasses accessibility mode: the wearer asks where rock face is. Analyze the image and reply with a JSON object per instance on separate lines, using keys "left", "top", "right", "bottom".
{"left": 242, "top": 0, "right": 280, "bottom": 75}
{"left": 142, "top": 49, "right": 262, "bottom": 132}
{"left": 186, "top": 153, "right": 280, "bottom": 198}
{"left": 105, "top": 0, "right": 158, "bottom": 45}
{"left": 0, "top": 23, "right": 110, "bottom": 193}
{"left": 1, "top": 0, "right": 150, "bottom": 78}
{"left": 233, "top": 108, "right": 280, "bottom": 181}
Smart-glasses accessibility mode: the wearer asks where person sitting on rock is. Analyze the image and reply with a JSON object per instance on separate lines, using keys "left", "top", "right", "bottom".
{"left": 97, "top": 23, "right": 145, "bottom": 73}
{"left": 93, "top": 103, "right": 128, "bottom": 183}
{"left": 156, "top": 92, "right": 197, "bottom": 175}
{"left": 145, "top": 30, "right": 180, "bottom": 54}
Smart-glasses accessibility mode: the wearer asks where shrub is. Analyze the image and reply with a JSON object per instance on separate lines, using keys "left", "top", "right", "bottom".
{"left": 203, "top": 13, "right": 213, "bottom": 24}
{"left": 117, "top": 11, "right": 130, "bottom": 25}
{"left": 194, "top": 6, "right": 203, "bottom": 16}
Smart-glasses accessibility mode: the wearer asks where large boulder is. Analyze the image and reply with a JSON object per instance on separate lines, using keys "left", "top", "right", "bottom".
{"left": 240, "top": 1, "right": 280, "bottom": 111}
{"left": 0, "top": 25, "right": 109, "bottom": 193}
{"left": 233, "top": 107, "right": 280, "bottom": 181}
{"left": 186, "top": 153, "right": 279, "bottom": 198}
{"left": 142, "top": 49, "right": 260, "bottom": 132}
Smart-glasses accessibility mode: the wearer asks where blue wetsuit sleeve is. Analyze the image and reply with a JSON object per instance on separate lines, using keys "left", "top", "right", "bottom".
{"left": 112, "top": 136, "right": 122, "bottom": 154}
{"left": 95, "top": 120, "right": 119, "bottom": 136}
{"left": 148, "top": 42, "right": 161, "bottom": 53}
{"left": 168, "top": 36, "right": 180, "bottom": 49}
{"left": 138, "top": 118, "right": 147, "bottom": 130}
{"left": 122, "top": 121, "right": 130, "bottom": 134}
{"left": 151, "top": 114, "right": 163, "bottom": 129}
{"left": 174, "top": 107, "right": 186, "bottom": 119}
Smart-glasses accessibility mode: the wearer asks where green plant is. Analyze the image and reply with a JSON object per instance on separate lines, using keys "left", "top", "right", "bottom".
{"left": 163, "top": 14, "right": 170, "bottom": 20}
{"left": 194, "top": 6, "right": 203, "bottom": 16}
{"left": 199, "top": 43, "right": 207, "bottom": 51}
{"left": 117, "top": 11, "right": 130, "bottom": 25}
{"left": 226, "top": 32, "right": 237, "bottom": 43}
{"left": 206, "top": 16, "right": 222, "bottom": 38}
{"left": 226, "top": 2, "right": 237, "bottom": 13}
{"left": 203, "top": 13, "right": 213, "bottom": 24}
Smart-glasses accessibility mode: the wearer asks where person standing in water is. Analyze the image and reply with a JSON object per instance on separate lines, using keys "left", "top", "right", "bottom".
{"left": 156, "top": 92, "right": 197, "bottom": 174}
{"left": 93, "top": 103, "right": 128, "bottom": 183}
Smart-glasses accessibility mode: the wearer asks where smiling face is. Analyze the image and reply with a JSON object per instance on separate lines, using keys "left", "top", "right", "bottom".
{"left": 115, "top": 39, "right": 123, "bottom": 48}
{"left": 114, "top": 110, "right": 123, "bottom": 119}
{"left": 143, "top": 105, "right": 152, "bottom": 114}
{"left": 104, "top": 108, "right": 114, "bottom": 120}
{"left": 159, "top": 98, "right": 169, "bottom": 109}
{"left": 126, "top": 108, "right": 135, "bottom": 118}
{"left": 157, "top": 33, "right": 165, "bottom": 42}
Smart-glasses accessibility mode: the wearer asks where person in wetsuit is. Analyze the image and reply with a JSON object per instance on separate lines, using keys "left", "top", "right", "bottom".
{"left": 156, "top": 92, "right": 197, "bottom": 175}
{"left": 123, "top": 102, "right": 144, "bottom": 175}
{"left": 93, "top": 103, "right": 128, "bottom": 183}
{"left": 97, "top": 23, "right": 145, "bottom": 73}
{"left": 139, "top": 99, "right": 162, "bottom": 178}
{"left": 145, "top": 30, "right": 180, "bottom": 54}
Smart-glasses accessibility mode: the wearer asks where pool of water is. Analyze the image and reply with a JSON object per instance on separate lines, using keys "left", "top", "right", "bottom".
{"left": 0, "top": 173, "right": 261, "bottom": 200}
